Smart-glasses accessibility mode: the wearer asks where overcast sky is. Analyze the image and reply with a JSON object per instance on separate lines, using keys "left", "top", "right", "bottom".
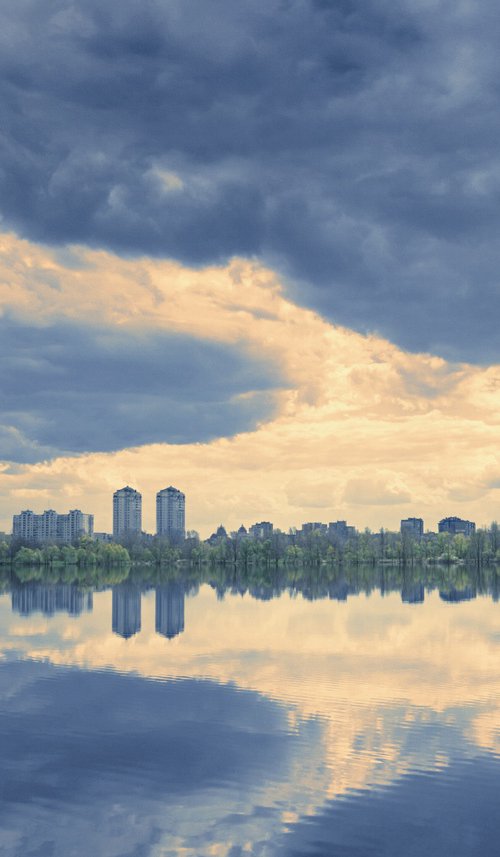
{"left": 1, "top": 0, "right": 500, "bottom": 533}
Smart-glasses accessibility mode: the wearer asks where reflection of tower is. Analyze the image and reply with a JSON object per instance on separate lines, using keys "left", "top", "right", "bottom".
{"left": 155, "top": 583, "right": 185, "bottom": 639}
{"left": 112, "top": 584, "right": 141, "bottom": 638}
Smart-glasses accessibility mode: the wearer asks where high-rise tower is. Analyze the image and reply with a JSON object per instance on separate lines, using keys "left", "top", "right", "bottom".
{"left": 113, "top": 486, "right": 142, "bottom": 538}
{"left": 156, "top": 486, "right": 185, "bottom": 543}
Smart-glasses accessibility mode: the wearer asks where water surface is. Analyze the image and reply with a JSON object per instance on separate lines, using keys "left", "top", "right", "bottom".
{"left": 0, "top": 565, "right": 499, "bottom": 856}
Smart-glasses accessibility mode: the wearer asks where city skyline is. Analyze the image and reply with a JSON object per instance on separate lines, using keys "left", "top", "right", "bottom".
{"left": 6, "top": 491, "right": 490, "bottom": 541}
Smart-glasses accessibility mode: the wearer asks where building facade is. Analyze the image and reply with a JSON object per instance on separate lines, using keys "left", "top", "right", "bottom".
{"left": 328, "top": 521, "right": 356, "bottom": 542}
{"left": 400, "top": 518, "right": 424, "bottom": 539}
{"left": 249, "top": 521, "right": 274, "bottom": 540}
{"left": 301, "top": 522, "right": 327, "bottom": 536}
{"left": 438, "top": 516, "right": 476, "bottom": 537}
{"left": 113, "top": 486, "right": 142, "bottom": 538}
{"left": 156, "top": 486, "right": 185, "bottom": 543}
{"left": 12, "top": 509, "right": 94, "bottom": 543}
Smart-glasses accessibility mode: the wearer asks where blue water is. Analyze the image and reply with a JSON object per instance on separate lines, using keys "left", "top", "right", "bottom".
{"left": 0, "top": 567, "right": 499, "bottom": 856}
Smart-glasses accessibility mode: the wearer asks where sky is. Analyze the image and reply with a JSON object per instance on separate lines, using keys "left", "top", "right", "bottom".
{"left": 1, "top": 0, "right": 500, "bottom": 535}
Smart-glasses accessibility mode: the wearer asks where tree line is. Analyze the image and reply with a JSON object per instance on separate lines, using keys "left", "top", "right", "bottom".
{"left": 2, "top": 523, "right": 500, "bottom": 569}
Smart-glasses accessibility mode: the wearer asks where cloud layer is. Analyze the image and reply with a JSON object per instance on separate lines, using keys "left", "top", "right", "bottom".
{"left": 0, "top": 316, "right": 282, "bottom": 462}
{"left": 1, "top": 234, "right": 500, "bottom": 533}
{"left": 1, "top": 1, "right": 500, "bottom": 359}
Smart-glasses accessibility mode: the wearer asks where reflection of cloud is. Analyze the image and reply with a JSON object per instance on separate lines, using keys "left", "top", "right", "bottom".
{"left": 469, "top": 709, "right": 500, "bottom": 755}
{"left": 1, "top": 233, "right": 500, "bottom": 532}
{"left": 8, "top": 622, "right": 49, "bottom": 637}
{"left": 2, "top": 586, "right": 500, "bottom": 813}
{"left": 276, "top": 754, "right": 500, "bottom": 857}
{"left": 0, "top": 659, "right": 329, "bottom": 857}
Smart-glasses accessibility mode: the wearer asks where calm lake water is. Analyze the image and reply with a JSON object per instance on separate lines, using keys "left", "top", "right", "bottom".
{"left": 0, "top": 565, "right": 499, "bottom": 856}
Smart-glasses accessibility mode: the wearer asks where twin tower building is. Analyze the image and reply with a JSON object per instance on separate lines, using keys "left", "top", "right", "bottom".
{"left": 113, "top": 486, "right": 186, "bottom": 544}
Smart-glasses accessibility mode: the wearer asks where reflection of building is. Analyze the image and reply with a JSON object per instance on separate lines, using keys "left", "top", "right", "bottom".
{"left": 155, "top": 583, "right": 185, "bottom": 639}
{"left": 112, "top": 584, "right": 141, "bottom": 638}
{"left": 12, "top": 509, "right": 94, "bottom": 542}
{"left": 400, "top": 518, "right": 424, "bottom": 539}
{"left": 113, "top": 486, "right": 142, "bottom": 538}
{"left": 11, "top": 584, "right": 93, "bottom": 617}
{"left": 401, "top": 583, "right": 425, "bottom": 604}
{"left": 438, "top": 517, "right": 475, "bottom": 536}
{"left": 156, "top": 486, "right": 185, "bottom": 543}
{"left": 439, "top": 587, "right": 476, "bottom": 603}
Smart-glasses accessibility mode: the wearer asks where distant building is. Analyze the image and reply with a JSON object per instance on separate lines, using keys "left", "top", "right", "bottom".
{"left": 438, "top": 516, "right": 475, "bottom": 537}
{"left": 207, "top": 525, "right": 228, "bottom": 545}
{"left": 112, "top": 584, "right": 141, "bottom": 638}
{"left": 249, "top": 521, "right": 274, "bottom": 540}
{"left": 301, "top": 522, "right": 327, "bottom": 535}
{"left": 156, "top": 486, "right": 185, "bottom": 543}
{"left": 113, "top": 486, "right": 142, "bottom": 538}
{"left": 400, "top": 518, "right": 424, "bottom": 539}
{"left": 235, "top": 525, "right": 248, "bottom": 540}
{"left": 155, "top": 583, "right": 185, "bottom": 639}
{"left": 12, "top": 509, "right": 94, "bottom": 543}
{"left": 328, "top": 521, "right": 356, "bottom": 542}
{"left": 59, "top": 510, "right": 94, "bottom": 542}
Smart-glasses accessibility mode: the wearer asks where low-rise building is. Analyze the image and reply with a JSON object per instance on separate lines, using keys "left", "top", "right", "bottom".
{"left": 12, "top": 509, "right": 94, "bottom": 543}
{"left": 438, "top": 516, "right": 476, "bottom": 537}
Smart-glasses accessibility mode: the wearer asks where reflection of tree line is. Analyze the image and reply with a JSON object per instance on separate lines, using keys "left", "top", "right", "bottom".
{"left": 5, "top": 563, "right": 500, "bottom": 638}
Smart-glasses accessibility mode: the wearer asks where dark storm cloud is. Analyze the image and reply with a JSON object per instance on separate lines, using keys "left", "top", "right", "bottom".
{"left": 0, "top": 317, "right": 283, "bottom": 462}
{"left": 1, "top": 0, "right": 500, "bottom": 360}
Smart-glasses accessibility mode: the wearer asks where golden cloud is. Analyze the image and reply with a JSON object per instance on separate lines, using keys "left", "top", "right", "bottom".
{"left": 0, "top": 231, "right": 500, "bottom": 533}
